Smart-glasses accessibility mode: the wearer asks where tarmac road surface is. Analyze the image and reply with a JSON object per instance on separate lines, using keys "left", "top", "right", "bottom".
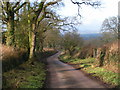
{"left": 46, "top": 52, "right": 107, "bottom": 89}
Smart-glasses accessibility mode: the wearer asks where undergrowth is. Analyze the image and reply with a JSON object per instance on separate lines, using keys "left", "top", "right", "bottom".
{"left": 3, "top": 61, "right": 46, "bottom": 88}
{"left": 3, "top": 48, "right": 57, "bottom": 88}
{"left": 2, "top": 44, "right": 29, "bottom": 72}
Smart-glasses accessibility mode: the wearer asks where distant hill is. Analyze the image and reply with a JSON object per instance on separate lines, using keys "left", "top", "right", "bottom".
{"left": 80, "top": 33, "right": 102, "bottom": 40}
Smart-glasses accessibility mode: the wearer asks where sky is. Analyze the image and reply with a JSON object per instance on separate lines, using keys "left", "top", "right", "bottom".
{"left": 57, "top": 0, "right": 119, "bottom": 34}
{"left": 4, "top": 0, "right": 119, "bottom": 34}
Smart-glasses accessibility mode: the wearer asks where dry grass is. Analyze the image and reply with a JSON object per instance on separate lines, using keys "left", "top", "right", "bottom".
{"left": 43, "top": 48, "right": 55, "bottom": 52}
{"left": 1, "top": 44, "right": 27, "bottom": 60}
{"left": 1, "top": 44, "right": 28, "bottom": 72}
{"left": 2, "top": 44, "right": 18, "bottom": 61}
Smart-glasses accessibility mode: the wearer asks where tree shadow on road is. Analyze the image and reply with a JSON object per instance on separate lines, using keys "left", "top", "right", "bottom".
{"left": 59, "top": 67, "right": 83, "bottom": 72}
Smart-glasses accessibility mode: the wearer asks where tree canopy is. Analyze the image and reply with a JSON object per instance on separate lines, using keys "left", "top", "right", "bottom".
{"left": 1, "top": 0, "right": 101, "bottom": 60}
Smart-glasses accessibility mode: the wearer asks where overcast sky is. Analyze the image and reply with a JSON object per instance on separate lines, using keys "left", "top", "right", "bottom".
{"left": 58, "top": 0, "right": 119, "bottom": 34}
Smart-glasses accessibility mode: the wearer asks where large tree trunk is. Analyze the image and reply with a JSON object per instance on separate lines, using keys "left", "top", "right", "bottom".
{"left": 29, "top": 24, "right": 37, "bottom": 59}
{"left": 6, "top": 11, "right": 15, "bottom": 46}
{"left": 29, "top": 32, "right": 36, "bottom": 59}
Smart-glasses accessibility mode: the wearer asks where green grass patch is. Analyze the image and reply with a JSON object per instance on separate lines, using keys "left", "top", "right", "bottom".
{"left": 3, "top": 60, "right": 46, "bottom": 88}
{"left": 59, "top": 54, "right": 71, "bottom": 63}
{"left": 78, "top": 58, "right": 94, "bottom": 64}
{"left": 60, "top": 54, "right": 94, "bottom": 65}
{"left": 84, "top": 67, "right": 119, "bottom": 86}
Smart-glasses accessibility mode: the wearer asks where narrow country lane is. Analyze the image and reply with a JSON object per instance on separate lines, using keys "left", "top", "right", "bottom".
{"left": 46, "top": 52, "right": 108, "bottom": 89}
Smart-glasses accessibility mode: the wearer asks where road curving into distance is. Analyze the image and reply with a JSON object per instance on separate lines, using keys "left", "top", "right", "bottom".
{"left": 45, "top": 52, "right": 108, "bottom": 89}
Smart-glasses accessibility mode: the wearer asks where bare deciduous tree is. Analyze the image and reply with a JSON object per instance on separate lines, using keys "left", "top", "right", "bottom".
{"left": 101, "top": 16, "right": 118, "bottom": 43}
{"left": 101, "top": 16, "right": 118, "bottom": 37}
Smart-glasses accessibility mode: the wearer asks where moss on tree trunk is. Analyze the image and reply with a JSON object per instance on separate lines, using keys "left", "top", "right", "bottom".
{"left": 29, "top": 24, "right": 37, "bottom": 59}
{"left": 6, "top": 11, "right": 15, "bottom": 46}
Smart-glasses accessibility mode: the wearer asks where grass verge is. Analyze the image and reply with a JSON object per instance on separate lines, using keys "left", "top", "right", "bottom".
{"left": 3, "top": 50, "right": 57, "bottom": 88}
{"left": 59, "top": 54, "right": 119, "bottom": 87}
{"left": 3, "top": 60, "right": 46, "bottom": 88}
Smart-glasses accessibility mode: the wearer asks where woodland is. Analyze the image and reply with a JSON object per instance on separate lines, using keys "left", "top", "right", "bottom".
{"left": 1, "top": 0, "right": 119, "bottom": 88}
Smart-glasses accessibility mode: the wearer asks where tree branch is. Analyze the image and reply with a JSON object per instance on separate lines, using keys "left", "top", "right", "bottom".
{"left": 71, "top": 0, "right": 101, "bottom": 6}
{"left": 14, "top": 2, "right": 27, "bottom": 12}
{"left": 12, "top": 2, "right": 20, "bottom": 9}
{"left": 71, "top": 0, "right": 101, "bottom": 17}
{"left": 44, "top": 0, "right": 61, "bottom": 9}
{"left": 34, "top": 1, "right": 45, "bottom": 22}
{"left": 37, "top": 14, "right": 45, "bottom": 28}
